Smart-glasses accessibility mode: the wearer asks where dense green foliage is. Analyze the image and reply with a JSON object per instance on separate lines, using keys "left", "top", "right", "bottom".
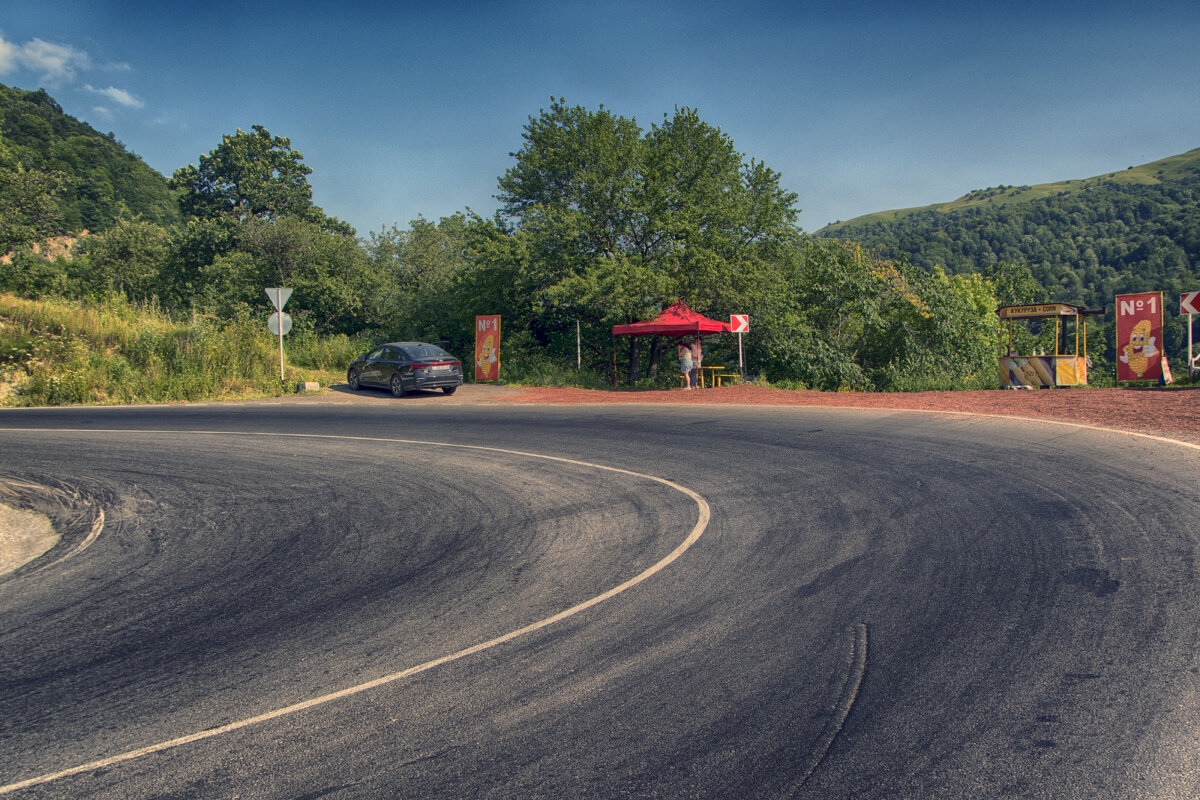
{"left": 819, "top": 149, "right": 1200, "bottom": 363}
{"left": 0, "top": 293, "right": 284, "bottom": 405}
{"left": 457, "top": 100, "right": 1006, "bottom": 389}
{"left": 0, "top": 292, "right": 365, "bottom": 405}
{"left": 0, "top": 84, "right": 181, "bottom": 237}
{"left": 6, "top": 83, "right": 1192, "bottom": 404}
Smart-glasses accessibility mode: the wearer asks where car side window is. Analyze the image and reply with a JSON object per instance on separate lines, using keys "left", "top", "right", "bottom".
{"left": 382, "top": 347, "right": 399, "bottom": 360}
{"left": 396, "top": 347, "right": 413, "bottom": 360}
{"left": 368, "top": 347, "right": 385, "bottom": 360}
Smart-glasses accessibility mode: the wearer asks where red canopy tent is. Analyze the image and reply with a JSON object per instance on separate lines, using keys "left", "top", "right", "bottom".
{"left": 610, "top": 302, "right": 731, "bottom": 387}
{"left": 611, "top": 302, "right": 730, "bottom": 337}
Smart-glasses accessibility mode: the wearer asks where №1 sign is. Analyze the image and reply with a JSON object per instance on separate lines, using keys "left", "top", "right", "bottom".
{"left": 475, "top": 315, "right": 501, "bottom": 382}
{"left": 1115, "top": 292, "right": 1163, "bottom": 381}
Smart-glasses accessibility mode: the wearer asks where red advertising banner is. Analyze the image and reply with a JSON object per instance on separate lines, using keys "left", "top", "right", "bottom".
{"left": 475, "top": 315, "right": 500, "bottom": 381}
{"left": 1116, "top": 292, "right": 1163, "bottom": 381}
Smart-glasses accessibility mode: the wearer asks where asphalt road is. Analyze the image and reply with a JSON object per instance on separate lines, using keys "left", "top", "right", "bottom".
{"left": 1, "top": 402, "right": 1198, "bottom": 799}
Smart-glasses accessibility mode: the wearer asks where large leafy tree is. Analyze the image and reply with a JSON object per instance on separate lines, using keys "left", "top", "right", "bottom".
{"left": 490, "top": 99, "right": 799, "bottom": 379}
{"left": 364, "top": 214, "right": 471, "bottom": 344}
{"left": 169, "top": 125, "right": 363, "bottom": 331}
{"left": 193, "top": 215, "right": 375, "bottom": 334}
{"left": 170, "top": 125, "right": 320, "bottom": 224}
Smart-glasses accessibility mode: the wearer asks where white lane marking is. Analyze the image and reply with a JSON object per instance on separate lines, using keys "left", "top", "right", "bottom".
{"left": 884, "top": 408, "right": 1200, "bottom": 452}
{"left": 0, "top": 430, "right": 711, "bottom": 795}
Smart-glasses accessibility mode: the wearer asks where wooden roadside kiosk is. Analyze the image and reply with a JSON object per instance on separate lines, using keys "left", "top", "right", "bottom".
{"left": 997, "top": 302, "right": 1104, "bottom": 388}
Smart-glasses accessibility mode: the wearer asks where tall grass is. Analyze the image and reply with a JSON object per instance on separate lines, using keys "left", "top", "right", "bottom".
{"left": 0, "top": 293, "right": 293, "bottom": 406}
{"left": 287, "top": 330, "right": 370, "bottom": 374}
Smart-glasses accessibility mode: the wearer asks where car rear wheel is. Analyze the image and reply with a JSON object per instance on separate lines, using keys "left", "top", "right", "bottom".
{"left": 442, "top": 386, "right": 457, "bottom": 395}
{"left": 347, "top": 369, "right": 360, "bottom": 391}
{"left": 390, "top": 375, "right": 407, "bottom": 397}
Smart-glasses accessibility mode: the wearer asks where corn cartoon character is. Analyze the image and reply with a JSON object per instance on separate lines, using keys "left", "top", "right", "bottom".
{"left": 477, "top": 333, "right": 497, "bottom": 380}
{"left": 1119, "top": 319, "right": 1158, "bottom": 377}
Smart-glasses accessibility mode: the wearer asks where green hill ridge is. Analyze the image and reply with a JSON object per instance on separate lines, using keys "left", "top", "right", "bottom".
{"left": 821, "top": 148, "right": 1200, "bottom": 230}
{"left": 0, "top": 82, "right": 180, "bottom": 237}
{"left": 816, "top": 148, "right": 1200, "bottom": 317}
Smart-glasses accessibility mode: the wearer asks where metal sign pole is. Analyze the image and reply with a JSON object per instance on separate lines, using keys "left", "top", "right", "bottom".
{"left": 265, "top": 288, "right": 292, "bottom": 383}
{"left": 738, "top": 331, "right": 744, "bottom": 376}
{"left": 277, "top": 289, "right": 285, "bottom": 382}
{"left": 1181, "top": 292, "right": 1200, "bottom": 378}
{"left": 1190, "top": 312, "right": 1196, "bottom": 378}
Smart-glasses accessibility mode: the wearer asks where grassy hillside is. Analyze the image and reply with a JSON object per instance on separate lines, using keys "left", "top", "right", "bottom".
{"left": 0, "top": 293, "right": 358, "bottom": 406}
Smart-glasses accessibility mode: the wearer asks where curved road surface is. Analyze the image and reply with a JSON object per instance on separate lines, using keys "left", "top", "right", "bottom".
{"left": 1, "top": 402, "right": 1199, "bottom": 799}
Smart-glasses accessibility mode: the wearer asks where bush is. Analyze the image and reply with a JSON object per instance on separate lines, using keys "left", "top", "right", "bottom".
{"left": 0, "top": 293, "right": 288, "bottom": 405}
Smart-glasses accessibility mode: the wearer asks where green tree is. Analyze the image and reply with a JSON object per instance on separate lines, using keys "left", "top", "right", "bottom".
{"left": 0, "top": 139, "right": 66, "bottom": 253}
{"left": 983, "top": 260, "right": 1046, "bottom": 306}
{"left": 170, "top": 125, "right": 319, "bottom": 224}
{"left": 192, "top": 216, "right": 374, "bottom": 334}
{"left": 492, "top": 99, "right": 798, "bottom": 380}
{"left": 72, "top": 218, "right": 171, "bottom": 302}
{"left": 167, "top": 125, "right": 361, "bottom": 325}
{"left": 742, "top": 238, "right": 1003, "bottom": 391}
{"left": 365, "top": 214, "right": 471, "bottom": 344}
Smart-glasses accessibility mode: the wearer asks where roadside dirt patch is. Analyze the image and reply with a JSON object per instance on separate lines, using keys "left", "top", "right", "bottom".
{"left": 495, "top": 384, "right": 1200, "bottom": 447}
{"left": 264, "top": 382, "right": 1200, "bottom": 448}
{"left": 0, "top": 502, "right": 58, "bottom": 576}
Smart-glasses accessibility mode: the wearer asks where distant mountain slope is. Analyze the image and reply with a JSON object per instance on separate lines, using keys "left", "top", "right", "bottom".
{"left": 0, "top": 83, "right": 180, "bottom": 234}
{"left": 817, "top": 149, "right": 1200, "bottom": 312}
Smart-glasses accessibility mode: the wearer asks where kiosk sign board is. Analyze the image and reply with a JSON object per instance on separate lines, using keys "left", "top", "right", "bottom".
{"left": 998, "top": 303, "right": 1078, "bottom": 319}
{"left": 1116, "top": 292, "right": 1163, "bottom": 381}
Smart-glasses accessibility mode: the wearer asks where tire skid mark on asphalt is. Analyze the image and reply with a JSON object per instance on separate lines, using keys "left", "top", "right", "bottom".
{"left": 0, "top": 479, "right": 106, "bottom": 579}
{"left": 788, "top": 623, "right": 868, "bottom": 796}
{"left": 0, "top": 429, "right": 711, "bottom": 796}
{"left": 43, "top": 508, "right": 105, "bottom": 571}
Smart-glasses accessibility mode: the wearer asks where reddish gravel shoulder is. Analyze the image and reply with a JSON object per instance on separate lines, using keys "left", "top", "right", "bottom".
{"left": 254, "top": 382, "right": 1199, "bottom": 448}
{"left": 496, "top": 384, "right": 1200, "bottom": 447}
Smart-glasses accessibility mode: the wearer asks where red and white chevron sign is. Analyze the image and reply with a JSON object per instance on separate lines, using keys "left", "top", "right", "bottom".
{"left": 1183, "top": 292, "right": 1200, "bottom": 315}
{"left": 730, "top": 314, "right": 749, "bottom": 333}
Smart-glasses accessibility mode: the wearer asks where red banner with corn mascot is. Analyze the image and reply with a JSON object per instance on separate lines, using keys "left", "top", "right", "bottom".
{"left": 1115, "top": 292, "right": 1163, "bottom": 381}
{"left": 475, "top": 315, "right": 500, "bottom": 382}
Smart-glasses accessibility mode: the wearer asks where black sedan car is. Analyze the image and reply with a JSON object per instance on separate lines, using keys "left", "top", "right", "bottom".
{"left": 346, "top": 342, "right": 463, "bottom": 397}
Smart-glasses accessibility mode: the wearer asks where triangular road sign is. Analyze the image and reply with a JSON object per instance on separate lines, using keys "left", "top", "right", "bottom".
{"left": 265, "top": 288, "right": 293, "bottom": 310}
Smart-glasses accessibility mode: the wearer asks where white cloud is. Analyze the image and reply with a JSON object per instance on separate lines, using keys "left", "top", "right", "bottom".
{"left": 84, "top": 83, "right": 144, "bottom": 109}
{"left": 0, "top": 33, "right": 147, "bottom": 114}
{"left": 17, "top": 37, "right": 91, "bottom": 86}
{"left": 0, "top": 36, "right": 17, "bottom": 74}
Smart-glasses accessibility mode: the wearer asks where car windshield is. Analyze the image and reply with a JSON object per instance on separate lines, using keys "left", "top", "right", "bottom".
{"left": 407, "top": 344, "right": 454, "bottom": 361}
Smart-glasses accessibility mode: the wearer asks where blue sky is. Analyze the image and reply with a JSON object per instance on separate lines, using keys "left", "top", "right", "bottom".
{"left": 3, "top": 1, "right": 1198, "bottom": 235}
